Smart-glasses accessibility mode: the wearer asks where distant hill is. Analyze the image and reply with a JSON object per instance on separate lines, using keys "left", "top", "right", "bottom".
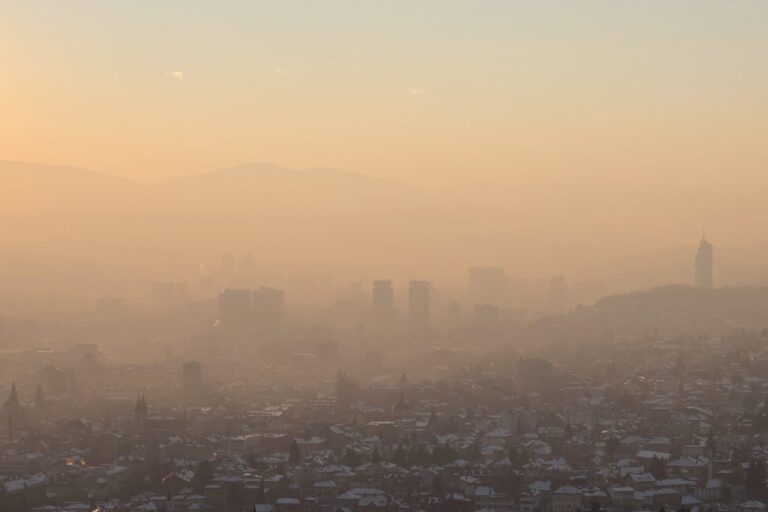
{"left": 2, "top": 160, "right": 768, "bottom": 303}
{"left": 573, "top": 285, "right": 768, "bottom": 338}
{"left": 0, "top": 160, "right": 423, "bottom": 245}
{"left": 0, "top": 161, "right": 435, "bottom": 299}
{"left": 0, "top": 160, "right": 143, "bottom": 211}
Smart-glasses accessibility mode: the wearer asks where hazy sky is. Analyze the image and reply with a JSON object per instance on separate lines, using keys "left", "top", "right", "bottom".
{"left": 2, "top": 1, "right": 768, "bottom": 191}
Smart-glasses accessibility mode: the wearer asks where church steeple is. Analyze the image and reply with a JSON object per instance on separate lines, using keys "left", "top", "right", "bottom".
{"left": 3, "top": 382, "right": 23, "bottom": 441}
{"left": 134, "top": 391, "right": 148, "bottom": 418}
{"left": 392, "top": 390, "right": 411, "bottom": 413}
{"left": 5, "top": 382, "right": 19, "bottom": 409}
{"left": 695, "top": 233, "right": 714, "bottom": 289}
{"left": 34, "top": 385, "right": 45, "bottom": 409}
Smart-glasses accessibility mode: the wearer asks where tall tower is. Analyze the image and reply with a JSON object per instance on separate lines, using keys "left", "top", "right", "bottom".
{"left": 408, "top": 280, "right": 430, "bottom": 335}
{"left": 548, "top": 275, "right": 568, "bottom": 312}
{"left": 2, "top": 382, "right": 23, "bottom": 441}
{"left": 134, "top": 392, "right": 148, "bottom": 423}
{"left": 467, "top": 267, "right": 507, "bottom": 306}
{"left": 695, "top": 234, "right": 714, "bottom": 288}
{"left": 372, "top": 280, "right": 395, "bottom": 328}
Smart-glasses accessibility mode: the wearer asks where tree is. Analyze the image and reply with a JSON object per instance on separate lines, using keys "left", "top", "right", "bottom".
{"left": 605, "top": 437, "right": 620, "bottom": 460}
{"left": 371, "top": 445, "right": 381, "bottom": 464}
{"left": 393, "top": 445, "right": 407, "bottom": 466}
{"left": 149, "top": 458, "right": 173, "bottom": 491}
{"left": 432, "top": 473, "right": 444, "bottom": 497}
{"left": 256, "top": 476, "right": 266, "bottom": 503}
{"left": 125, "top": 468, "right": 146, "bottom": 498}
{"left": 408, "top": 443, "right": 430, "bottom": 466}
{"left": 745, "top": 459, "right": 766, "bottom": 499}
{"left": 649, "top": 456, "right": 667, "bottom": 480}
{"left": 342, "top": 447, "right": 361, "bottom": 467}
{"left": 289, "top": 440, "right": 301, "bottom": 464}
{"left": 706, "top": 431, "right": 718, "bottom": 456}
{"left": 34, "top": 385, "right": 45, "bottom": 409}
{"left": 192, "top": 460, "right": 214, "bottom": 492}
{"left": 226, "top": 481, "right": 245, "bottom": 512}
{"left": 336, "top": 371, "right": 360, "bottom": 406}
{"left": 445, "top": 489, "right": 457, "bottom": 512}
{"left": 463, "top": 440, "right": 481, "bottom": 462}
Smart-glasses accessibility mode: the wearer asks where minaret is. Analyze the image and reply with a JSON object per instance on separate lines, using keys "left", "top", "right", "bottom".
{"left": 34, "top": 385, "right": 45, "bottom": 410}
{"left": 134, "top": 392, "right": 148, "bottom": 419}
{"left": 695, "top": 233, "right": 714, "bottom": 288}
{"left": 3, "top": 382, "right": 22, "bottom": 441}
{"left": 5, "top": 382, "right": 19, "bottom": 409}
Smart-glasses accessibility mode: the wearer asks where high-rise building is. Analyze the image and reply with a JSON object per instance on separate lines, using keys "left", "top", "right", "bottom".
{"left": 238, "top": 253, "right": 257, "bottom": 283}
{"left": 222, "top": 253, "right": 236, "bottom": 286}
{"left": 516, "top": 357, "right": 553, "bottom": 396}
{"left": 180, "top": 361, "right": 204, "bottom": 396}
{"left": 217, "top": 288, "right": 252, "bottom": 329}
{"left": 253, "top": 286, "right": 284, "bottom": 331}
{"left": 473, "top": 303, "right": 500, "bottom": 330}
{"left": 217, "top": 286, "right": 284, "bottom": 331}
{"left": 408, "top": 280, "right": 430, "bottom": 334}
{"left": 447, "top": 302, "right": 463, "bottom": 328}
{"left": 547, "top": 275, "right": 568, "bottom": 312}
{"left": 695, "top": 235, "right": 714, "bottom": 289}
{"left": 152, "top": 281, "right": 188, "bottom": 310}
{"left": 468, "top": 267, "right": 508, "bottom": 306}
{"left": 372, "top": 279, "right": 395, "bottom": 327}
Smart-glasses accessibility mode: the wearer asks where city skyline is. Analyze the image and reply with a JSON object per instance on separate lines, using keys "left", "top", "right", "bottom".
{"left": 4, "top": 3, "right": 768, "bottom": 512}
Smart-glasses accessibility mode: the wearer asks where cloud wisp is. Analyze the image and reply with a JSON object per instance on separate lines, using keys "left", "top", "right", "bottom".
{"left": 165, "top": 70, "right": 184, "bottom": 81}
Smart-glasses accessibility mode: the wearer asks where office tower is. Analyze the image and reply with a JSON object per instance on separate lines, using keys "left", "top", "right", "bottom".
{"left": 547, "top": 275, "right": 568, "bottom": 312}
{"left": 372, "top": 279, "right": 395, "bottom": 327}
{"left": 468, "top": 266, "right": 508, "bottom": 306}
{"left": 152, "top": 281, "right": 188, "bottom": 310}
{"left": 222, "top": 253, "right": 236, "bottom": 286}
{"left": 1, "top": 382, "right": 23, "bottom": 439}
{"left": 408, "top": 280, "right": 430, "bottom": 334}
{"left": 199, "top": 271, "right": 219, "bottom": 299}
{"left": 253, "top": 286, "right": 284, "bottom": 331}
{"left": 695, "top": 235, "right": 714, "bottom": 289}
{"left": 239, "top": 253, "right": 257, "bottom": 284}
{"left": 447, "top": 302, "right": 463, "bottom": 327}
{"left": 180, "top": 361, "right": 204, "bottom": 395}
{"left": 473, "top": 303, "right": 500, "bottom": 330}
{"left": 516, "top": 357, "right": 553, "bottom": 396}
{"left": 217, "top": 288, "right": 252, "bottom": 329}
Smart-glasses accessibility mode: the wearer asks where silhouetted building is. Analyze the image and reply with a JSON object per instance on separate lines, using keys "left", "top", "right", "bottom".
{"left": 39, "top": 366, "right": 70, "bottom": 396}
{"left": 253, "top": 286, "right": 284, "bottom": 331}
{"left": 152, "top": 281, "right": 188, "bottom": 310}
{"left": 238, "top": 252, "right": 257, "bottom": 288}
{"left": 548, "top": 275, "right": 568, "bottom": 312}
{"left": 468, "top": 266, "right": 507, "bottom": 306}
{"left": 222, "top": 252, "right": 236, "bottom": 285}
{"left": 695, "top": 235, "right": 714, "bottom": 289}
{"left": 447, "top": 301, "right": 463, "bottom": 327}
{"left": 473, "top": 303, "right": 500, "bottom": 330}
{"left": 372, "top": 279, "right": 395, "bottom": 328}
{"left": 218, "top": 288, "right": 252, "bottom": 329}
{"left": 408, "top": 280, "right": 430, "bottom": 335}
{"left": 199, "top": 266, "right": 220, "bottom": 298}
{"left": 517, "top": 357, "right": 553, "bottom": 396}
{"left": 134, "top": 392, "right": 148, "bottom": 419}
{"left": 180, "top": 361, "right": 204, "bottom": 396}
{"left": 2, "top": 382, "right": 23, "bottom": 441}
